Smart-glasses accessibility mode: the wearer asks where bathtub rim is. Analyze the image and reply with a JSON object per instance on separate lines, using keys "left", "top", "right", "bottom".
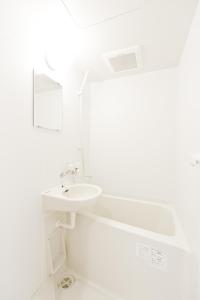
{"left": 79, "top": 194, "right": 190, "bottom": 252}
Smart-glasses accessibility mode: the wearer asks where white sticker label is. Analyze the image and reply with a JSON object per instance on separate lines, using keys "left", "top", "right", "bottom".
{"left": 136, "top": 242, "right": 167, "bottom": 271}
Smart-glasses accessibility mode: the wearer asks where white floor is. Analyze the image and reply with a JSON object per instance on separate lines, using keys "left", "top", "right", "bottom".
{"left": 31, "top": 280, "right": 56, "bottom": 300}
{"left": 59, "top": 279, "right": 116, "bottom": 300}
{"left": 31, "top": 272, "right": 122, "bottom": 300}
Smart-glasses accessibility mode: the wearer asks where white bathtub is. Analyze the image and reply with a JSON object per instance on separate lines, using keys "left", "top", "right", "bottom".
{"left": 66, "top": 195, "right": 192, "bottom": 300}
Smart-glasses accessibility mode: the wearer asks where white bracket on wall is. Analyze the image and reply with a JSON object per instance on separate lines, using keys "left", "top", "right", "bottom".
{"left": 56, "top": 212, "right": 76, "bottom": 230}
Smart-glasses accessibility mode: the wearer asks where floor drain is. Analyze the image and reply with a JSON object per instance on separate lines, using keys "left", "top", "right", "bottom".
{"left": 58, "top": 275, "right": 75, "bottom": 289}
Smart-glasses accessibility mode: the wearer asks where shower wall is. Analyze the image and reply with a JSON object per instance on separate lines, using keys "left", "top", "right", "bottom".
{"left": 177, "top": 1, "right": 200, "bottom": 299}
{"left": 89, "top": 68, "right": 178, "bottom": 203}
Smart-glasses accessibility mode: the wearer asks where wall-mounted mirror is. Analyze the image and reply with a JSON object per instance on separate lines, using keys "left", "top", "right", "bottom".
{"left": 33, "top": 70, "right": 63, "bottom": 131}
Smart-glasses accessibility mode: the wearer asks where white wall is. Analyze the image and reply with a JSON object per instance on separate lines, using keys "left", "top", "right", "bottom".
{"left": 89, "top": 68, "right": 177, "bottom": 203}
{"left": 177, "top": 1, "right": 200, "bottom": 299}
{"left": 0, "top": 1, "right": 83, "bottom": 299}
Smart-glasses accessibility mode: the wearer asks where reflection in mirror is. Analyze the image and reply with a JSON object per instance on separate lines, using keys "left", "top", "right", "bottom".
{"left": 33, "top": 70, "right": 63, "bottom": 131}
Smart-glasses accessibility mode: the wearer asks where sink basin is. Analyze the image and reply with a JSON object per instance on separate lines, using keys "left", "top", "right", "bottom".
{"left": 42, "top": 184, "right": 102, "bottom": 212}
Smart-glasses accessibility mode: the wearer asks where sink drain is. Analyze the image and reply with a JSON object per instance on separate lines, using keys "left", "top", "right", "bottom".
{"left": 58, "top": 275, "right": 75, "bottom": 289}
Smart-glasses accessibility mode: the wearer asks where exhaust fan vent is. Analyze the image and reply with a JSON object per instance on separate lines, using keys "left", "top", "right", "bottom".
{"left": 103, "top": 46, "right": 142, "bottom": 73}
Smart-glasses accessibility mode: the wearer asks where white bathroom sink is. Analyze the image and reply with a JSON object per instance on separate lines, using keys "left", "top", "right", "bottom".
{"left": 42, "top": 184, "right": 102, "bottom": 212}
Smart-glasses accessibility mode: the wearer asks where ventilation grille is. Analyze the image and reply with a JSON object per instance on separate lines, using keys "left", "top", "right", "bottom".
{"left": 103, "top": 46, "right": 142, "bottom": 73}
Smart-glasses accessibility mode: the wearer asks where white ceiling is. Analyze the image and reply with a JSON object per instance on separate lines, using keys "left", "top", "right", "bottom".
{"left": 64, "top": 0, "right": 144, "bottom": 27}
{"left": 62, "top": 0, "right": 198, "bottom": 81}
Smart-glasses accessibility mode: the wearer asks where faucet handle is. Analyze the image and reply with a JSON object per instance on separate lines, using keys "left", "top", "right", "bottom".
{"left": 60, "top": 163, "right": 73, "bottom": 178}
{"left": 60, "top": 163, "right": 80, "bottom": 178}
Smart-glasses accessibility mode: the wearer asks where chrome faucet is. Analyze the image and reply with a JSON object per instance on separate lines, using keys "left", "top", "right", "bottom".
{"left": 60, "top": 167, "right": 79, "bottom": 178}
{"left": 60, "top": 163, "right": 80, "bottom": 192}
{"left": 60, "top": 164, "right": 80, "bottom": 178}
